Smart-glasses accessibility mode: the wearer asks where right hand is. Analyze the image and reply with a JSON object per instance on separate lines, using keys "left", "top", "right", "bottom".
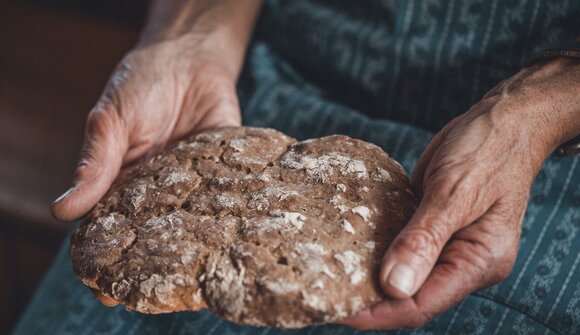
{"left": 52, "top": 0, "right": 263, "bottom": 308}
{"left": 51, "top": 32, "right": 242, "bottom": 222}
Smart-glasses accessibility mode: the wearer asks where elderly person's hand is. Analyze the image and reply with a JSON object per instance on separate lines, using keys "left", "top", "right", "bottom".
{"left": 51, "top": 0, "right": 262, "bottom": 221}
{"left": 344, "top": 58, "right": 580, "bottom": 329}
{"left": 51, "top": 0, "right": 262, "bottom": 306}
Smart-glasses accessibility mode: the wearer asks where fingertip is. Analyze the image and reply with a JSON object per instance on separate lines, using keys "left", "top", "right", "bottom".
{"left": 380, "top": 262, "right": 416, "bottom": 300}
{"left": 52, "top": 187, "right": 74, "bottom": 205}
{"left": 91, "top": 289, "right": 119, "bottom": 307}
{"left": 51, "top": 153, "right": 124, "bottom": 222}
{"left": 53, "top": 101, "right": 128, "bottom": 222}
{"left": 99, "top": 296, "right": 120, "bottom": 307}
{"left": 339, "top": 309, "right": 374, "bottom": 330}
{"left": 50, "top": 175, "right": 107, "bottom": 221}
{"left": 51, "top": 186, "right": 82, "bottom": 222}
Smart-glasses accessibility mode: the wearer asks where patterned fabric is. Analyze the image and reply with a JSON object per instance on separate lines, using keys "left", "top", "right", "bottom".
{"left": 250, "top": 0, "right": 579, "bottom": 131}
{"left": 13, "top": 1, "right": 580, "bottom": 334}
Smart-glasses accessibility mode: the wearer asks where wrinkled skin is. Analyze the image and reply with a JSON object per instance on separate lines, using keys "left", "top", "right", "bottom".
{"left": 51, "top": 0, "right": 264, "bottom": 306}
{"left": 51, "top": 39, "right": 241, "bottom": 222}
{"left": 63, "top": 43, "right": 242, "bottom": 305}
{"left": 50, "top": 0, "right": 264, "bottom": 222}
{"left": 343, "top": 58, "right": 580, "bottom": 329}
{"left": 52, "top": 0, "right": 580, "bottom": 327}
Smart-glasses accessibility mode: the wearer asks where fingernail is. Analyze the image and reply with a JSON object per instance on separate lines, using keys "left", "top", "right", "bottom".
{"left": 387, "top": 263, "right": 416, "bottom": 296}
{"left": 53, "top": 187, "right": 74, "bottom": 205}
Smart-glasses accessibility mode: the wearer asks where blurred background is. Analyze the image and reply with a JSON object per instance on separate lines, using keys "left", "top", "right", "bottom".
{"left": 0, "top": 1, "right": 147, "bottom": 332}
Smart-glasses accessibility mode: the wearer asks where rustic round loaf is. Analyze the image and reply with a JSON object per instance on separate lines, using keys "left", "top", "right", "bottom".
{"left": 70, "top": 126, "right": 417, "bottom": 328}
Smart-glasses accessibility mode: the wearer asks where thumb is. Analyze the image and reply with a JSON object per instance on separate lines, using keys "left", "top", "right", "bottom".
{"left": 379, "top": 180, "right": 482, "bottom": 299}
{"left": 51, "top": 104, "right": 128, "bottom": 221}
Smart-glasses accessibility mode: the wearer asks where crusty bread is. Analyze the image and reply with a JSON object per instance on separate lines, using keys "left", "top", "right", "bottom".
{"left": 70, "top": 127, "right": 417, "bottom": 328}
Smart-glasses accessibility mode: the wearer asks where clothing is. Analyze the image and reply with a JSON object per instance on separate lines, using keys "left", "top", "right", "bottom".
{"left": 243, "top": 0, "right": 579, "bottom": 131}
{"left": 13, "top": 1, "right": 580, "bottom": 334}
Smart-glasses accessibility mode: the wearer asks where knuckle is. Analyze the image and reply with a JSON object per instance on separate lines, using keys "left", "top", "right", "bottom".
{"left": 481, "top": 239, "right": 517, "bottom": 284}
{"left": 85, "top": 112, "right": 111, "bottom": 143}
{"left": 78, "top": 147, "right": 95, "bottom": 165}
{"left": 426, "top": 164, "right": 478, "bottom": 199}
{"left": 75, "top": 146, "right": 98, "bottom": 178}
{"left": 490, "top": 254, "right": 516, "bottom": 283}
{"left": 86, "top": 108, "right": 107, "bottom": 129}
{"left": 391, "top": 227, "right": 443, "bottom": 264}
{"left": 423, "top": 170, "right": 486, "bottom": 224}
{"left": 77, "top": 106, "right": 125, "bottom": 179}
{"left": 445, "top": 174, "right": 477, "bottom": 202}
{"left": 108, "top": 61, "right": 134, "bottom": 91}
{"left": 87, "top": 97, "right": 120, "bottom": 127}
{"left": 86, "top": 99, "right": 124, "bottom": 139}
{"left": 496, "top": 263, "right": 514, "bottom": 282}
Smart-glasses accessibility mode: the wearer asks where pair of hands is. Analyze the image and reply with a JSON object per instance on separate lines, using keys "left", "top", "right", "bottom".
{"left": 51, "top": 1, "right": 580, "bottom": 329}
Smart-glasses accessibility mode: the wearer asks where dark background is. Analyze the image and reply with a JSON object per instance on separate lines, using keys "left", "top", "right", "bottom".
{"left": 0, "top": 1, "right": 146, "bottom": 332}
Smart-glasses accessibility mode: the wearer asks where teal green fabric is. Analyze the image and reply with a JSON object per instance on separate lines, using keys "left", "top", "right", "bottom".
{"left": 13, "top": 1, "right": 580, "bottom": 334}
{"left": 246, "top": 0, "right": 580, "bottom": 131}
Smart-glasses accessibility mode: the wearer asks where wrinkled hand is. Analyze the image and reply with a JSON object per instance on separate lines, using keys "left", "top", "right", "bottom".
{"left": 51, "top": 38, "right": 241, "bottom": 306}
{"left": 344, "top": 58, "right": 580, "bottom": 329}
{"left": 50, "top": 0, "right": 262, "bottom": 308}
{"left": 345, "top": 98, "right": 530, "bottom": 329}
{"left": 51, "top": 0, "right": 264, "bottom": 307}
{"left": 51, "top": 37, "right": 241, "bottom": 222}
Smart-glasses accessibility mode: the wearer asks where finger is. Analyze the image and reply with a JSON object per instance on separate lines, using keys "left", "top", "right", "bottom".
{"left": 170, "top": 82, "right": 242, "bottom": 142}
{"left": 411, "top": 116, "right": 463, "bottom": 194}
{"left": 343, "top": 244, "right": 485, "bottom": 329}
{"left": 411, "top": 130, "right": 446, "bottom": 196}
{"left": 51, "top": 101, "right": 128, "bottom": 221}
{"left": 379, "top": 168, "right": 492, "bottom": 299}
{"left": 344, "top": 213, "right": 516, "bottom": 329}
{"left": 193, "top": 83, "right": 242, "bottom": 131}
{"left": 120, "top": 89, "right": 242, "bottom": 166}
{"left": 91, "top": 288, "right": 120, "bottom": 307}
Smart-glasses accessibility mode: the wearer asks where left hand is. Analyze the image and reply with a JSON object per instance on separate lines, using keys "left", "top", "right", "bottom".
{"left": 343, "top": 57, "right": 580, "bottom": 329}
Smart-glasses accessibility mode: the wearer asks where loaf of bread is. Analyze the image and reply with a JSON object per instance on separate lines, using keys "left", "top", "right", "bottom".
{"left": 70, "top": 127, "right": 417, "bottom": 328}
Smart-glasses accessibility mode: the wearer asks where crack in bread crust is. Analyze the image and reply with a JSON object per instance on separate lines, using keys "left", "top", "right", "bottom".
{"left": 70, "top": 127, "right": 418, "bottom": 328}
